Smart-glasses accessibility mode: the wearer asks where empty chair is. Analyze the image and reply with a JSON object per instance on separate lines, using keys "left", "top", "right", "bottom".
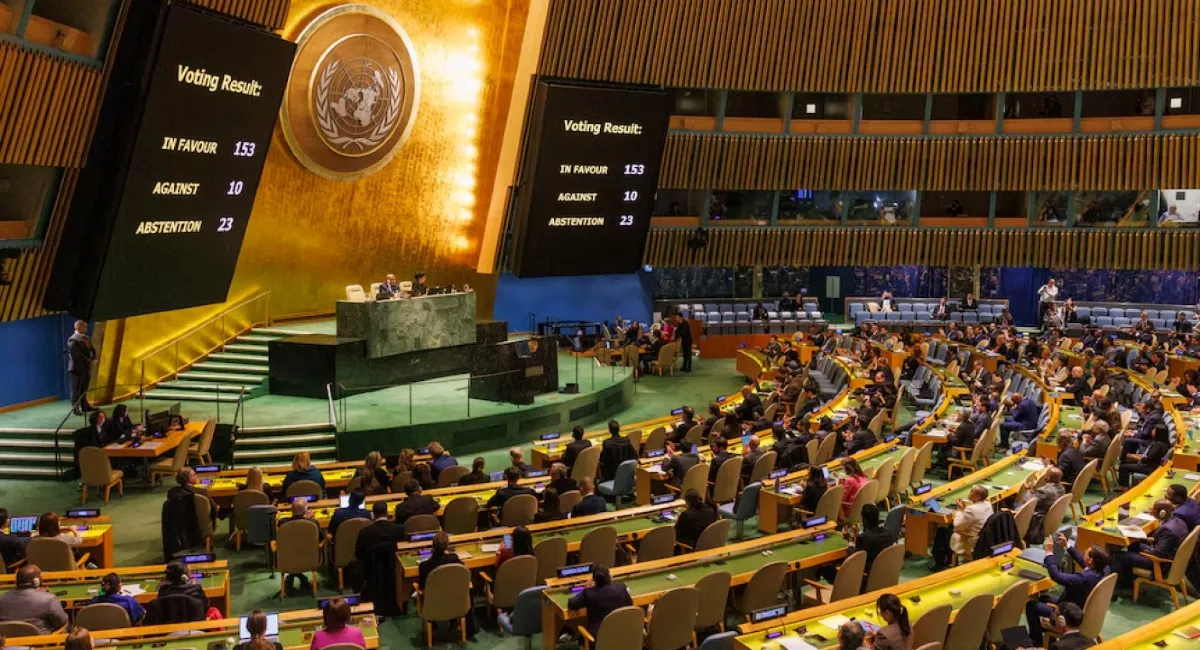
{"left": 803, "top": 550, "right": 866, "bottom": 605}
{"left": 736, "top": 561, "right": 788, "bottom": 620}
{"left": 25, "top": 537, "right": 86, "bottom": 571}
{"left": 333, "top": 517, "right": 371, "bottom": 591}
{"left": 597, "top": 459, "right": 638, "bottom": 508}
{"left": 578, "top": 605, "right": 644, "bottom": 650}
{"left": 578, "top": 526, "right": 618, "bottom": 569}
{"left": 718, "top": 482, "right": 761, "bottom": 540}
{"left": 187, "top": 418, "right": 217, "bottom": 465}
{"left": 910, "top": 604, "right": 952, "bottom": 650}
{"left": 814, "top": 434, "right": 837, "bottom": 465}
{"left": 1133, "top": 527, "right": 1200, "bottom": 609}
{"left": 1042, "top": 494, "right": 1073, "bottom": 540}
{"left": 1068, "top": 459, "right": 1099, "bottom": 520}
{"left": 231, "top": 489, "right": 271, "bottom": 550}
{"left": 149, "top": 438, "right": 191, "bottom": 487}
{"left": 79, "top": 446, "right": 123, "bottom": 505}
{"left": 194, "top": 493, "right": 215, "bottom": 552}
{"left": 693, "top": 571, "right": 732, "bottom": 642}
{"left": 627, "top": 525, "right": 675, "bottom": 562}
{"left": 642, "top": 427, "right": 667, "bottom": 454}
{"left": 0, "top": 621, "right": 42, "bottom": 637}
{"left": 711, "top": 457, "right": 741, "bottom": 504}
{"left": 344, "top": 285, "right": 366, "bottom": 301}
{"left": 864, "top": 544, "right": 905, "bottom": 592}
{"left": 418, "top": 564, "right": 472, "bottom": 645}
{"left": 871, "top": 459, "right": 896, "bottom": 508}
{"left": 892, "top": 447, "right": 916, "bottom": 501}
{"left": 909, "top": 442, "right": 935, "bottom": 487}
{"left": 275, "top": 518, "right": 321, "bottom": 597}
{"left": 646, "top": 587, "right": 700, "bottom": 650}
{"left": 442, "top": 497, "right": 479, "bottom": 535}
{"left": 1012, "top": 498, "right": 1037, "bottom": 545}
{"left": 691, "top": 519, "right": 731, "bottom": 552}
{"left": 678, "top": 463, "right": 709, "bottom": 497}
{"left": 74, "top": 602, "right": 131, "bottom": 631}
{"left": 533, "top": 537, "right": 568, "bottom": 584}
{"left": 747, "top": 451, "right": 777, "bottom": 486}
{"left": 501, "top": 494, "right": 538, "bottom": 526}
{"left": 483, "top": 555, "right": 537, "bottom": 620}
{"left": 943, "top": 593, "right": 992, "bottom": 650}
{"left": 572, "top": 446, "right": 602, "bottom": 481}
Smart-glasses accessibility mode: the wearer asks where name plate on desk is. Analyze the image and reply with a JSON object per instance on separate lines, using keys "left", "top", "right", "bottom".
{"left": 336, "top": 292, "right": 477, "bottom": 358}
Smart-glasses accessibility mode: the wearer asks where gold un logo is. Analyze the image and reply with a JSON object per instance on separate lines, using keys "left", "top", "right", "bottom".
{"left": 281, "top": 4, "right": 419, "bottom": 180}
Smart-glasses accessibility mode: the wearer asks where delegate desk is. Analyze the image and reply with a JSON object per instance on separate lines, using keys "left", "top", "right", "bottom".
{"left": 103, "top": 420, "right": 205, "bottom": 478}
{"left": 908, "top": 396, "right": 966, "bottom": 456}
{"left": 904, "top": 453, "right": 1048, "bottom": 556}
{"left": 1094, "top": 595, "right": 1200, "bottom": 648}
{"left": 757, "top": 442, "right": 909, "bottom": 534}
{"left": 529, "top": 393, "right": 747, "bottom": 468}
{"left": 737, "top": 349, "right": 776, "bottom": 383}
{"left": 733, "top": 551, "right": 1052, "bottom": 650}
{"left": 0, "top": 562, "right": 230, "bottom": 615}
{"left": 633, "top": 425, "right": 788, "bottom": 506}
{"left": 1170, "top": 409, "right": 1200, "bottom": 471}
{"left": 7, "top": 604, "right": 378, "bottom": 650}
{"left": 1074, "top": 464, "right": 1200, "bottom": 552}
{"left": 1035, "top": 405, "right": 1085, "bottom": 461}
{"left": 336, "top": 291, "right": 476, "bottom": 358}
{"left": 3, "top": 518, "right": 115, "bottom": 568}
{"left": 393, "top": 500, "right": 683, "bottom": 604}
{"left": 199, "top": 461, "right": 363, "bottom": 502}
{"left": 539, "top": 524, "right": 846, "bottom": 650}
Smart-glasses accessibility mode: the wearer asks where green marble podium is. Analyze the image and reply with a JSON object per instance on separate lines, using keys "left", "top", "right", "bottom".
{"left": 335, "top": 292, "right": 477, "bottom": 358}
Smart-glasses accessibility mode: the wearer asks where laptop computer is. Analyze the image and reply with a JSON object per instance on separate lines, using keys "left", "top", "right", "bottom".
{"left": 9, "top": 516, "right": 37, "bottom": 535}
{"left": 239, "top": 613, "right": 278, "bottom": 640}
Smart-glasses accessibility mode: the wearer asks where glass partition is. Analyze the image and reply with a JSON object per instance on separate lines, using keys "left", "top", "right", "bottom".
{"left": 776, "top": 190, "right": 842, "bottom": 225}
{"left": 1072, "top": 191, "right": 1150, "bottom": 228}
{"left": 1158, "top": 190, "right": 1200, "bottom": 228}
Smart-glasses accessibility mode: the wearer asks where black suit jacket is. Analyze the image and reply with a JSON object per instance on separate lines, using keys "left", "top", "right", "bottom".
{"left": 670, "top": 420, "right": 696, "bottom": 444}
{"left": 354, "top": 520, "right": 406, "bottom": 561}
{"left": 599, "top": 436, "right": 637, "bottom": 481}
{"left": 1064, "top": 377, "right": 1091, "bottom": 405}
{"left": 663, "top": 453, "right": 699, "bottom": 485}
{"left": 571, "top": 494, "right": 607, "bottom": 517}
{"left": 855, "top": 525, "right": 897, "bottom": 571}
{"left": 1050, "top": 632, "right": 1096, "bottom": 650}
{"left": 741, "top": 449, "right": 764, "bottom": 480}
{"left": 846, "top": 429, "right": 877, "bottom": 456}
{"left": 675, "top": 504, "right": 718, "bottom": 547}
{"left": 393, "top": 494, "right": 439, "bottom": 524}
{"left": 417, "top": 552, "right": 462, "bottom": 590}
{"left": 1057, "top": 447, "right": 1086, "bottom": 485}
{"left": 487, "top": 485, "right": 537, "bottom": 510}
{"left": 549, "top": 477, "right": 578, "bottom": 495}
{"left": 736, "top": 393, "right": 763, "bottom": 420}
{"left": 567, "top": 582, "right": 633, "bottom": 637}
{"left": 708, "top": 452, "right": 736, "bottom": 483}
{"left": 562, "top": 440, "right": 591, "bottom": 469}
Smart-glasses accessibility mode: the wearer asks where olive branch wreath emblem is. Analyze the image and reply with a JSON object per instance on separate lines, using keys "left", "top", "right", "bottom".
{"left": 315, "top": 59, "right": 401, "bottom": 152}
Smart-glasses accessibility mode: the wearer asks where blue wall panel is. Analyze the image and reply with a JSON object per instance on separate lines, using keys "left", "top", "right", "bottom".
{"left": 493, "top": 272, "right": 655, "bottom": 332}
{"left": 0, "top": 314, "right": 71, "bottom": 408}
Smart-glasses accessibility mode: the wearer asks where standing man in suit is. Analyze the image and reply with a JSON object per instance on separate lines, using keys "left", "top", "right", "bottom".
{"left": 67, "top": 320, "right": 96, "bottom": 415}
{"left": 1037, "top": 278, "right": 1060, "bottom": 328}
{"left": 598, "top": 421, "right": 636, "bottom": 482}
{"left": 673, "top": 313, "right": 693, "bottom": 372}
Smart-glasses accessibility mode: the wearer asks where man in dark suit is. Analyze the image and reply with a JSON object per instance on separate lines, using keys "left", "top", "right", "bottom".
{"left": 662, "top": 441, "right": 700, "bottom": 487}
{"left": 1121, "top": 400, "right": 1165, "bottom": 461}
{"left": 701, "top": 403, "right": 722, "bottom": 437}
{"left": 598, "top": 421, "right": 636, "bottom": 482}
{"left": 1056, "top": 431, "right": 1086, "bottom": 485}
{"left": 937, "top": 410, "right": 981, "bottom": 467}
{"left": 353, "top": 502, "right": 406, "bottom": 563}
{"left": 0, "top": 509, "right": 30, "bottom": 565}
{"left": 1049, "top": 603, "right": 1096, "bottom": 650}
{"left": 734, "top": 383, "right": 762, "bottom": 422}
{"left": 670, "top": 407, "right": 696, "bottom": 445}
{"left": 411, "top": 272, "right": 429, "bottom": 297}
{"left": 1026, "top": 533, "right": 1109, "bottom": 647}
{"left": 794, "top": 387, "right": 821, "bottom": 421}
{"left": 1079, "top": 421, "right": 1111, "bottom": 461}
{"left": 392, "top": 480, "right": 439, "bottom": 526}
{"left": 1063, "top": 366, "right": 1091, "bottom": 406}
{"left": 674, "top": 489, "right": 718, "bottom": 547}
{"left": 673, "top": 313, "right": 693, "bottom": 372}
{"left": 486, "top": 467, "right": 538, "bottom": 512}
{"left": 1000, "top": 393, "right": 1039, "bottom": 448}
{"left": 561, "top": 426, "right": 591, "bottom": 470}
{"left": 547, "top": 463, "right": 577, "bottom": 496}
{"left": 854, "top": 505, "right": 897, "bottom": 572}
{"left": 740, "top": 435, "right": 764, "bottom": 482}
{"left": 843, "top": 426, "right": 877, "bottom": 456}
{"left": 566, "top": 567, "right": 633, "bottom": 639}
{"left": 509, "top": 447, "right": 534, "bottom": 477}
{"left": 571, "top": 477, "right": 607, "bottom": 517}
{"left": 328, "top": 489, "right": 370, "bottom": 536}
{"left": 707, "top": 437, "right": 735, "bottom": 484}
{"left": 67, "top": 320, "right": 96, "bottom": 415}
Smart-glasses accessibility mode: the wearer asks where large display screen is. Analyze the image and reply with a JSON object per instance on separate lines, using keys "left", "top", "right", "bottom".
{"left": 511, "top": 80, "right": 671, "bottom": 277}
{"left": 87, "top": 3, "right": 294, "bottom": 319}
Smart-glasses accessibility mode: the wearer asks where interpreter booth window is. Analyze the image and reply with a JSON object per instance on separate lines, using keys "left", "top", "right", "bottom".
{"left": 652, "top": 267, "right": 735, "bottom": 299}
{"left": 708, "top": 190, "right": 773, "bottom": 223}
{"left": 860, "top": 94, "right": 926, "bottom": 120}
{"left": 763, "top": 266, "right": 812, "bottom": 298}
{"left": 791, "top": 93, "right": 851, "bottom": 120}
{"left": 652, "top": 189, "right": 706, "bottom": 217}
{"left": 1003, "top": 92, "right": 1075, "bottom": 119}
{"left": 919, "top": 191, "right": 988, "bottom": 227}
{"left": 1080, "top": 90, "right": 1156, "bottom": 118}
{"left": 1158, "top": 190, "right": 1200, "bottom": 228}
{"left": 1073, "top": 191, "right": 1152, "bottom": 228}
{"left": 1032, "top": 191, "right": 1070, "bottom": 228}
{"left": 930, "top": 93, "right": 995, "bottom": 121}
{"left": 776, "top": 190, "right": 842, "bottom": 225}
{"left": 669, "top": 88, "right": 721, "bottom": 116}
{"left": 993, "top": 192, "right": 1025, "bottom": 228}
{"left": 1165, "top": 88, "right": 1200, "bottom": 116}
{"left": 733, "top": 266, "right": 756, "bottom": 298}
{"left": 724, "top": 91, "right": 788, "bottom": 119}
{"left": 845, "top": 191, "right": 915, "bottom": 226}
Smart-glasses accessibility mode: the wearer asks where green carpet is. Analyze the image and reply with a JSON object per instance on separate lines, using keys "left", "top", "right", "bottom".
{"left": 0, "top": 356, "right": 1169, "bottom": 647}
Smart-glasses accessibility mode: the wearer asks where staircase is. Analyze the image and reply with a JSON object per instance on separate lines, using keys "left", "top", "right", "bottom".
{"left": 0, "top": 428, "right": 71, "bottom": 478}
{"left": 233, "top": 422, "right": 339, "bottom": 468}
{"left": 144, "top": 327, "right": 305, "bottom": 404}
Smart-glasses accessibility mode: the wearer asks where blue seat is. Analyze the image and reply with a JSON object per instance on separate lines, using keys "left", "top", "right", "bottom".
{"left": 733, "top": 303, "right": 747, "bottom": 313}
{"left": 1161, "top": 310, "right": 1178, "bottom": 321}
{"left": 693, "top": 312, "right": 707, "bottom": 323}
{"left": 885, "top": 312, "right": 902, "bottom": 321}
{"left": 698, "top": 632, "right": 738, "bottom": 650}
{"left": 899, "top": 304, "right": 914, "bottom": 312}
{"left": 1076, "top": 307, "right": 1091, "bottom": 320}
{"left": 808, "top": 310, "right": 823, "bottom": 320}
{"left": 915, "top": 310, "right": 931, "bottom": 321}
{"left": 1095, "top": 316, "right": 1113, "bottom": 327}
{"left": 949, "top": 312, "right": 963, "bottom": 322}
{"left": 1108, "top": 308, "right": 1125, "bottom": 319}
{"left": 719, "top": 304, "right": 734, "bottom": 313}
{"left": 498, "top": 585, "right": 548, "bottom": 647}
{"left": 963, "top": 312, "right": 979, "bottom": 322}
{"left": 1153, "top": 319, "right": 1168, "bottom": 331}
{"left": 884, "top": 505, "right": 905, "bottom": 540}
{"left": 1114, "top": 317, "right": 1132, "bottom": 327}
{"left": 718, "top": 481, "right": 761, "bottom": 540}
{"left": 597, "top": 459, "right": 638, "bottom": 508}
{"left": 1145, "top": 310, "right": 1160, "bottom": 320}
{"left": 856, "top": 312, "right": 871, "bottom": 325}
{"left": 704, "top": 303, "right": 719, "bottom": 314}
{"left": 1091, "top": 307, "right": 1109, "bottom": 317}
{"left": 849, "top": 303, "right": 864, "bottom": 316}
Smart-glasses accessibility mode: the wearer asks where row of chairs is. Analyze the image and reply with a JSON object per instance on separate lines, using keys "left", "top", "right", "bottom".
{"left": 855, "top": 309, "right": 1001, "bottom": 326}
{"left": 78, "top": 419, "right": 217, "bottom": 505}
{"left": 676, "top": 301, "right": 821, "bottom": 317}
{"left": 806, "top": 353, "right": 849, "bottom": 398}
{"left": 849, "top": 301, "right": 1007, "bottom": 316}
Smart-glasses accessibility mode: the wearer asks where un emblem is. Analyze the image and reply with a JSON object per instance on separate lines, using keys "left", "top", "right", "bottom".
{"left": 281, "top": 5, "right": 419, "bottom": 180}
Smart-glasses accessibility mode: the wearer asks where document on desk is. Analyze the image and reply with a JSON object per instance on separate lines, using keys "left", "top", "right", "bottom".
{"left": 1117, "top": 525, "right": 1149, "bottom": 540}
{"left": 122, "top": 584, "right": 147, "bottom": 596}
{"left": 140, "top": 442, "right": 163, "bottom": 450}
{"left": 1020, "top": 460, "right": 1047, "bottom": 471}
{"left": 480, "top": 544, "right": 502, "bottom": 553}
{"left": 817, "top": 614, "right": 850, "bottom": 630}
{"left": 778, "top": 638, "right": 818, "bottom": 650}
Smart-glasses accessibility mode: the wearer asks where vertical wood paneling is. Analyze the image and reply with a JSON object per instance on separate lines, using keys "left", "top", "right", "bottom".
{"left": 190, "top": 0, "right": 291, "bottom": 30}
{"left": 0, "top": 43, "right": 100, "bottom": 167}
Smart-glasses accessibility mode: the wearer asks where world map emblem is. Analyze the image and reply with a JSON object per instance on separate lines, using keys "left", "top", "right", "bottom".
{"left": 281, "top": 5, "right": 419, "bottom": 180}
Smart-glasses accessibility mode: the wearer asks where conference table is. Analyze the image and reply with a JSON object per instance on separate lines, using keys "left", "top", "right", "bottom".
{"left": 1034, "top": 405, "right": 1085, "bottom": 461}
{"left": 539, "top": 524, "right": 846, "bottom": 650}
{"left": 733, "top": 550, "right": 1052, "bottom": 650}
{"left": 6, "top": 603, "right": 379, "bottom": 650}
{"left": 1094, "top": 595, "right": 1200, "bottom": 648}
{"left": 1, "top": 517, "right": 115, "bottom": 568}
{"left": 1170, "top": 409, "right": 1200, "bottom": 471}
{"left": 199, "top": 460, "right": 363, "bottom": 502}
{"left": 393, "top": 499, "right": 683, "bottom": 604}
{"left": 904, "top": 452, "right": 1048, "bottom": 556}
{"left": 632, "top": 424, "right": 789, "bottom": 506}
{"left": 1075, "top": 463, "right": 1200, "bottom": 552}
{"left": 756, "top": 441, "right": 908, "bottom": 534}
{"left": 0, "top": 561, "right": 230, "bottom": 615}
{"left": 102, "top": 420, "right": 205, "bottom": 483}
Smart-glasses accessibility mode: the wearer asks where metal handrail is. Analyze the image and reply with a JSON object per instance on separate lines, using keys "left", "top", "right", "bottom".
{"left": 136, "top": 291, "right": 272, "bottom": 362}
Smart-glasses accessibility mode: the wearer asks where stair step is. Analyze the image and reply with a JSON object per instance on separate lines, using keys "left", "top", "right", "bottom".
{"left": 157, "top": 381, "right": 255, "bottom": 394}
{"left": 240, "top": 422, "right": 336, "bottom": 435}
{"left": 193, "top": 362, "right": 270, "bottom": 374}
{"left": 179, "top": 371, "right": 266, "bottom": 384}
{"left": 236, "top": 433, "right": 336, "bottom": 446}
{"left": 0, "top": 451, "right": 63, "bottom": 463}
{"left": 252, "top": 327, "right": 308, "bottom": 337}
{"left": 0, "top": 439, "right": 60, "bottom": 449}
{"left": 224, "top": 343, "right": 269, "bottom": 354}
{"left": 0, "top": 465, "right": 62, "bottom": 477}
{"left": 208, "top": 352, "right": 269, "bottom": 363}
{"left": 0, "top": 427, "right": 60, "bottom": 435}
{"left": 144, "top": 390, "right": 241, "bottom": 403}
{"left": 234, "top": 446, "right": 337, "bottom": 460}
{"left": 237, "top": 334, "right": 285, "bottom": 343}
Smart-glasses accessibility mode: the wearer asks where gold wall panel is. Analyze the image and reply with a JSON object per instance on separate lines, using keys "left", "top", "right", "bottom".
{"left": 0, "top": 41, "right": 101, "bottom": 167}
{"left": 98, "top": 0, "right": 534, "bottom": 391}
{"left": 645, "top": 228, "right": 1200, "bottom": 272}
{"left": 540, "top": 0, "right": 1200, "bottom": 93}
{"left": 659, "top": 133, "right": 1200, "bottom": 192}
{"left": 189, "top": 0, "right": 293, "bottom": 30}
